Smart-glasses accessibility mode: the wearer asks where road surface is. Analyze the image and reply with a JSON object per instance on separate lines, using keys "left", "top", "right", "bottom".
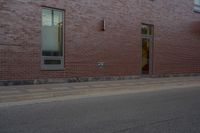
{"left": 0, "top": 86, "right": 200, "bottom": 133}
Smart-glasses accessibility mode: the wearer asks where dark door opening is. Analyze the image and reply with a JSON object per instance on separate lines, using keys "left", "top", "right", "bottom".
{"left": 142, "top": 38, "right": 150, "bottom": 74}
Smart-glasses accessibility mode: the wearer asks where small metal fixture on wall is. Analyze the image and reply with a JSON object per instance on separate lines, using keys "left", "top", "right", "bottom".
{"left": 97, "top": 62, "right": 105, "bottom": 68}
{"left": 102, "top": 19, "right": 106, "bottom": 31}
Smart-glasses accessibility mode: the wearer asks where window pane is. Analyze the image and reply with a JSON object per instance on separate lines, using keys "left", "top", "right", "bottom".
{"left": 42, "top": 8, "right": 63, "bottom": 56}
{"left": 54, "top": 11, "right": 63, "bottom": 25}
{"left": 141, "top": 25, "right": 148, "bottom": 34}
{"left": 141, "top": 25, "right": 153, "bottom": 35}
{"left": 42, "top": 9, "right": 52, "bottom": 26}
{"left": 194, "top": 0, "right": 200, "bottom": 5}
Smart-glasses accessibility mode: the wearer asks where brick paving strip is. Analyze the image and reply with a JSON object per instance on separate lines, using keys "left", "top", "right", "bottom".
{"left": 0, "top": 76, "right": 200, "bottom": 106}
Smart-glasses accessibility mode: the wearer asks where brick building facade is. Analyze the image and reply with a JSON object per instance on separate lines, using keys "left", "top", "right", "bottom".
{"left": 0, "top": 0, "right": 200, "bottom": 84}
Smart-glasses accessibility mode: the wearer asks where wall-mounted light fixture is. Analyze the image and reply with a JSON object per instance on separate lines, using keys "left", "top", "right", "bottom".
{"left": 102, "top": 19, "right": 106, "bottom": 31}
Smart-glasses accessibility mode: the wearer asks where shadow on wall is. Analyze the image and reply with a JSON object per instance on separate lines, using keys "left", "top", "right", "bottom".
{"left": 190, "top": 21, "right": 200, "bottom": 35}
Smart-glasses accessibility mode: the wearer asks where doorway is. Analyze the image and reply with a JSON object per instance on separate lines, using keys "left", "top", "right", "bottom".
{"left": 141, "top": 24, "right": 154, "bottom": 75}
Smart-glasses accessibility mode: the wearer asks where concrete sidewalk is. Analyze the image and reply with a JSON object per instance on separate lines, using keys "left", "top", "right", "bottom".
{"left": 0, "top": 76, "right": 200, "bottom": 106}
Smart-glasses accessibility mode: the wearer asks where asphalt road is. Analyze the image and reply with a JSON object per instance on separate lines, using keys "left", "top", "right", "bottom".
{"left": 0, "top": 86, "right": 200, "bottom": 133}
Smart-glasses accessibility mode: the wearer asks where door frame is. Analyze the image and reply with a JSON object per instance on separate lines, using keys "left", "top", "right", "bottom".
{"left": 140, "top": 24, "right": 154, "bottom": 76}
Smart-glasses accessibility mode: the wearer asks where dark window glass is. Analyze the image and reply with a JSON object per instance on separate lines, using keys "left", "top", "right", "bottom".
{"left": 44, "top": 60, "right": 61, "bottom": 65}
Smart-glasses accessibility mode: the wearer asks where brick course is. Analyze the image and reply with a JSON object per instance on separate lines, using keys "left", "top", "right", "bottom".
{"left": 0, "top": 0, "right": 200, "bottom": 81}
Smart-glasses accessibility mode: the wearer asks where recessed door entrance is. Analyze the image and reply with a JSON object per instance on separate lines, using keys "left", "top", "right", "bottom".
{"left": 141, "top": 24, "right": 154, "bottom": 75}
{"left": 142, "top": 38, "right": 151, "bottom": 74}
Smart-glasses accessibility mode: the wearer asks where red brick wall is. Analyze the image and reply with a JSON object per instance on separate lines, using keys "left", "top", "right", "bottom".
{"left": 152, "top": 0, "right": 200, "bottom": 75}
{"left": 0, "top": 0, "right": 200, "bottom": 80}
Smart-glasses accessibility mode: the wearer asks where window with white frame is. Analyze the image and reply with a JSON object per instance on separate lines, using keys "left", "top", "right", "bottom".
{"left": 194, "top": 0, "right": 200, "bottom": 12}
{"left": 41, "top": 7, "right": 64, "bottom": 70}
